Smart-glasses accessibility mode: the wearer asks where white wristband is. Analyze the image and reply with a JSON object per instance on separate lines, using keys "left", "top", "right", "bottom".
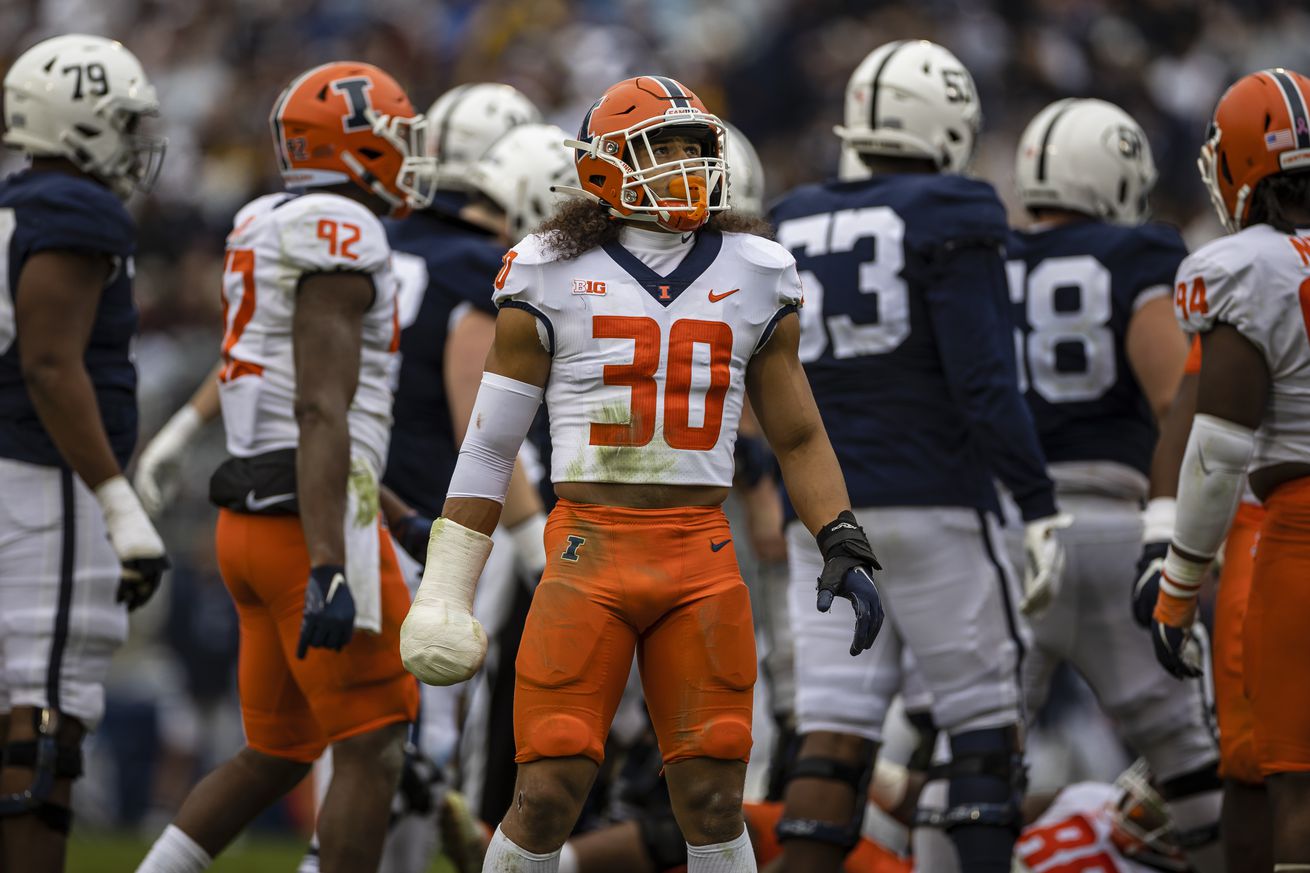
{"left": 1142, "top": 497, "right": 1176, "bottom": 544}
{"left": 94, "top": 474, "right": 165, "bottom": 560}
{"left": 1160, "top": 548, "right": 1210, "bottom": 600}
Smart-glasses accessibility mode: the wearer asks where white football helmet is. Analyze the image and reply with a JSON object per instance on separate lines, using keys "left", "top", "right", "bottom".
{"left": 469, "top": 123, "right": 575, "bottom": 244}
{"left": 426, "top": 83, "right": 542, "bottom": 191}
{"left": 834, "top": 40, "right": 980, "bottom": 172}
{"left": 4, "top": 34, "right": 165, "bottom": 199}
{"left": 722, "top": 121, "right": 765, "bottom": 215}
{"left": 1016, "top": 98, "right": 1157, "bottom": 225}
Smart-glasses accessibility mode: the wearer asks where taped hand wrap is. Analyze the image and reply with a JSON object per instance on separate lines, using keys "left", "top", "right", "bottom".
{"left": 399, "top": 517, "right": 494, "bottom": 686}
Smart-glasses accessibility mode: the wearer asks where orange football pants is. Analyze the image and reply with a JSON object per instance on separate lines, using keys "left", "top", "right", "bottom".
{"left": 215, "top": 510, "right": 419, "bottom": 762}
{"left": 1245, "top": 477, "right": 1310, "bottom": 775}
{"left": 514, "top": 498, "right": 755, "bottom": 765}
{"left": 1214, "top": 501, "right": 1265, "bottom": 784}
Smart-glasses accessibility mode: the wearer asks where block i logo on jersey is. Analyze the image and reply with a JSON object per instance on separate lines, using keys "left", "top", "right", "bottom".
{"left": 572, "top": 279, "right": 607, "bottom": 296}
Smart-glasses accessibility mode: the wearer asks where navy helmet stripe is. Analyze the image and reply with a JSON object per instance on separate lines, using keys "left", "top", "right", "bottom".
{"left": 1036, "top": 100, "right": 1076, "bottom": 182}
{"left": 650, "top": 75, "right": 691, "bottom": 109}
{"left": 869, "top": 41, "right": 909, "bottom": 131}
{"left": 1269, "top": 70, "right": 1310, "bottom": 149}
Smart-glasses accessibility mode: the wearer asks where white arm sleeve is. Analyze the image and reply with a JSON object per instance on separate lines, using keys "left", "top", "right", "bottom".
{"left": 446, "top": 372, "right": 544, "bottom": 503}
{"left": 1165, "top": 414, "right": 1255, "bottom": 594}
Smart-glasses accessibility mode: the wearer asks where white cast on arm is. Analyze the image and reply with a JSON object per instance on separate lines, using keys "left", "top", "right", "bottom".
{"left": 134, "top": 404, "right": 204, "bottom": 516}
{"left": 1161, "top": 413, "right": 1255, "bottom": 599}
{"left": 400, "top": 372, "right": 543, "bottom": 685}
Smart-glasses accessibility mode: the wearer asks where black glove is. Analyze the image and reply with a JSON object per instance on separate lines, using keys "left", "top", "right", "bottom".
{"left": 296, "top": 565, "right": 355, "bottom": 658}
{"left": 117, "top": 554, "right": 171, "bottom": 611}
{"left": 1132, "top": 541, "right": 1168, "bottom": 628}
{"left": 391, "top": 513, "right": 433, "bottom": 569}
{"left": 816, "top": 511, "right": 885, "bottom": 656}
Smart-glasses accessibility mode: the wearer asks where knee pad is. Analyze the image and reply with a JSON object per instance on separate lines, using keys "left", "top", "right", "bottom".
{"left": 530, "top": 714, "right": 595, "bottom": 760}
{"left": 637, "top": 807, "right": 689, "bottom": 871}
{"left": 774, "top": 755, "right": 873, "bottom": 852}
{"left": 917, "top": 727, "right": 1023, "bottom": 833}
{"left": 0, "top": 713, "right": 83, "bottom": 835}
{"left": 700, "top": 716, "right": 752, "bottom": 762}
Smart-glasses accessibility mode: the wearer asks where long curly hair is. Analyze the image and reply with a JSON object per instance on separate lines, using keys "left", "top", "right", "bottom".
{"left": 534, "top": 199, "right": 775, "bottom": 261}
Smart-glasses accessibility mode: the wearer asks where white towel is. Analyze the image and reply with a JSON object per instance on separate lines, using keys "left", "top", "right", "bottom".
{"left": 345, "top": 456, "right": 382, "bottom": 634}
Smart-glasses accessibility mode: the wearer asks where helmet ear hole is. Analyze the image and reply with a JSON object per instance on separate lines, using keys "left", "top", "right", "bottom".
{"left": 358, "top": 147, "right": 383, "bottom": 160}
{"left": 1220, "top": 152, "right": 1234, "bottom": 185}
{"left": 1117, "top": 179, "right": 1128, "bottom": 204}
{"left": 74, "top": 124, "right": 100, "bottom": 139}
{"left": 589, "top": 174, "right": 607, "bottom": 187}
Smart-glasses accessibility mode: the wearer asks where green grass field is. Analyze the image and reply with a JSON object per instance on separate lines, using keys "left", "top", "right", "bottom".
{"left": 67, "top": 832, "right": 458, "bottom": 872}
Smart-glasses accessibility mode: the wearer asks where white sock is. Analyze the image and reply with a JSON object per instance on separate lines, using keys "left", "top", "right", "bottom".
{"left": 558, "top": 842, "right": 579, "bottom": 873}
{"left": 136, "top": 824, "right": 213, "bottom": 873}
{"left": 686, "top": 827, "right": 756, "bottom": 873}
{"left": 482, "top": 826, "right": 561, "bottom": 872}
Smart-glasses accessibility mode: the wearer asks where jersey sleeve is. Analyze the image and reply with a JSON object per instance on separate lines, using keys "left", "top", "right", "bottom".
{"left": 735, "top": 233, "right": 803, "bottom": 352}
{"left": 1124, "top": 222, "right": 1188, "bottom": 310}
{"left": 918, "top": 176, "right": 1010, "bottom": 252}
{"left": 1173, "top": 242, "right": 1256, "bottom": 341}
{"left": 274, "top": 194, "right": 390, "bottom": 276}
{"left": 491, "top": 233, "right": 555, "bottom": 354}
{"left": 21, "top": 176, "right": 134, "bottom": 257}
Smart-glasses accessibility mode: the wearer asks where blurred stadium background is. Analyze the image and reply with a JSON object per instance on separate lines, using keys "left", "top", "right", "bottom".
{"left": 2, "top": 0, "right": 1306, "bottom": 869}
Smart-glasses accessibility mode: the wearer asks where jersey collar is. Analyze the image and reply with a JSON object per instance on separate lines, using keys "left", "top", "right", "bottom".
{"left": 602, "top": 230, "right": 722, "bottom": 307}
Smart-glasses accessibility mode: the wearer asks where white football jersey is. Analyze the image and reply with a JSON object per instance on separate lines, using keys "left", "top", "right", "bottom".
{"left": 218, "top": 192, "right": 399, "bottom": 475}
{"left": 1175, "top": 224, "right": 1310, "bottom": 472}
{"left": 1015, "top": 783, "right": 1152, "bottom": 873}
{"left": 493, "top": 230, "right": 804, "bottom": 487}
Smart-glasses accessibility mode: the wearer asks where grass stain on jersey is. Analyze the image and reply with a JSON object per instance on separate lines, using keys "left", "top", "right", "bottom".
{"left": 348, "top": 457, "right": 380, "bottom": 528}
{"left": 565, "top": 401, "right": 677, "bottom": 483}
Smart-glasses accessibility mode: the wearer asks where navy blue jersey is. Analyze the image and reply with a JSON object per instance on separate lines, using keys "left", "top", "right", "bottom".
{"left": 1007, "top": 221, "right": 1187, "bottom": 478}
{"left": 0, "top": 170, "right": 138, "bottom": 468}
{"left": 384, "top": 205, "right": 502, "bottom": 517}
{"left": 770, "top": 174, "right": 1056, "bottom": 520}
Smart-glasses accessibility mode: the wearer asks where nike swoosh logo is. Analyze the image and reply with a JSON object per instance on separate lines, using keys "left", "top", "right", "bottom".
{"left": 325, "top": 572, "right": 345, "bottom": 603}
{"left": 245, "top": 490, "right": 295, "bottom": 512}
{"left": 710, "top": 538, "right": 732, "bottom": 552}
{"left": 708, "top": 288, "right": 740, "bottom": 303}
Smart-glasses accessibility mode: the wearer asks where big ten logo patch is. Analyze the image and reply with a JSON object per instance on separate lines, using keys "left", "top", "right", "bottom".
{"left": 572, "top": 278, "right": 607, "bottom": 296}
{"left": 561, "top": 535, "right": 586, "bottom": 561}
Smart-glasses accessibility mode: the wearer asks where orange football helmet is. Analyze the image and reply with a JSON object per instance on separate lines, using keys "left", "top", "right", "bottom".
{"left": 1200, "top": 68, "right": 1310, "bottom": 232}
{"left": 270, "top": 61, "right": 435, "bottom": 217}
{"left": 563, "top": 76, "right": 727, "bottom": 232}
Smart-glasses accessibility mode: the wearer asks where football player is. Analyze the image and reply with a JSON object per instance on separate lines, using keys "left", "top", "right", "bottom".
{"left": 134, "top": 61, "right": 434, "bottom": 873}
{"left": 1149, "top": 67, "right": 1310, "bottom": 871}
{"left": 0, "top": 34, "right": 168, "bottom": 871}
{"left": 1134, "top": 339, "right": 1270, "bottom": 873}
{"left": 400, "top": 74, "right": 884, "bottom": 873}
{"left": 768, "top": 40, "right": 1063, "bottom": 873}
{"left": 1008, "top": 99, "right": 1226, "bottom": 872}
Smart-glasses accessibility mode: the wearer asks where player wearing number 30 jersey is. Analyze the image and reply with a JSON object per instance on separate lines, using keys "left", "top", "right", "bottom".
{"left": 400, "top": 75, "right": 883, "bottom": 873}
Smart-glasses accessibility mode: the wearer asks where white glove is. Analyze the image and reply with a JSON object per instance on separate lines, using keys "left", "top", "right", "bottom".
{"left": 400, "top": 517, "right": 493, "bottom": 686}
{"left": 1021, "top": 512, "right": 1073, "bottom": 616}
{"left": 95, "top": 475, "right": 170, "bottom": 610}
{"left": 508, "top": 512, "right": 547, "bottom": 587}
{"left": 134, "top": 404, "right": 203, "bottom": 516}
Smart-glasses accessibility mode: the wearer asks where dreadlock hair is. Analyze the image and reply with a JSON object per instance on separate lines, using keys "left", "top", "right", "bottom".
{"left": 1247, "top": 171, "right": 1310, "bottom": 233}
{"left": 535, "top": 198, "right": 775, "bottom": 261}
